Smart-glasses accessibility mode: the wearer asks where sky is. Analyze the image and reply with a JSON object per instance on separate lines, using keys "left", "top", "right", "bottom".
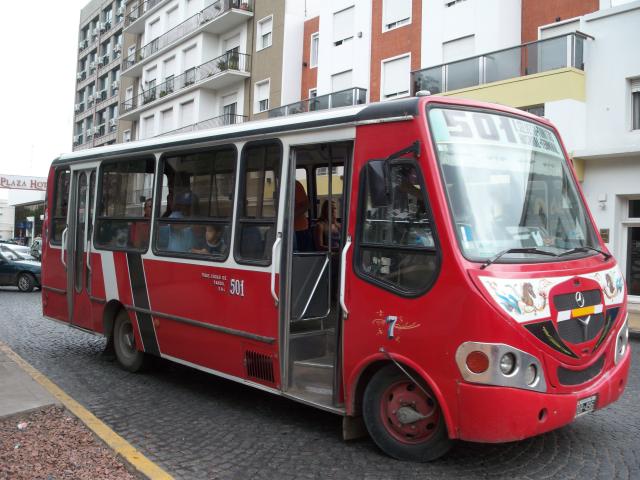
{"left": 0, "top": 1, "right": 89, "bottom": 182}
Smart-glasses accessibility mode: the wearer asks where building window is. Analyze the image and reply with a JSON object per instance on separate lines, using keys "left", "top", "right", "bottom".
{"left": 123, "top": 130, "right": 132, "bottom": 142}
{"left": 632, "top": 78, "right": 640, "bottom": 130}
{"left": 626, "top": 199, "right": 640, "bottom": 296}
{"left": 333, "top": 6, "right": 354, "bottom": 46}
{"left": 382, "top": 55, "right": 411, "bottom": 99}
{"left": 310, "top": 32, "right": 319, "bottom": 68}
{"left": 331, "top": 70, "right": 352, "bottom": 92}
{"left": 383, "top": 0, "right": 411, "bottom": 31}
{"left": 180, "top": 100, "right": 195, "bottom": 127}
{"left": 521, "top": 105, "right": 545, "bottom": 117}
{"left": 143, "top": 114, "right": 155, "bottom": 138}
{"left": 161, "top": 108, "right": 174, "bottom": 133}
{"left": 255, "top": 79, "right": 270, "bottom": 113}
{"left": 257, "top": 16, "right": 273, "bottom": 50}
{"left": 309, "top": 88, "right": 317, "bottom": 99}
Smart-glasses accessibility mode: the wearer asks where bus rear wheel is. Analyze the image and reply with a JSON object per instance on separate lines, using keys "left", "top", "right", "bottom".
{"left": 113, "top": 310, "right": 149, "bottom": 373}
{"left": 363, "top": 365, "right": 451, "bottom": 462}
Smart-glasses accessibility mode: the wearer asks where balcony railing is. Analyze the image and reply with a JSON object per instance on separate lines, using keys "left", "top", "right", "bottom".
{"left": 267, "top": 87, "right": 368, "bottom": 118}
{"left": 411, "top": 32, "right": 591, "bottom": 95}
{"left": 155, "top": 114, "right": 247, "bottom": 137}
{"left": 125, "top": 0, "right": 166, "bottom": 27}
{"left": 122, "top": 52, "right": 250, "bottom": 114}
{"left": 124, "top": 0, "right": 253, "bottom": 70}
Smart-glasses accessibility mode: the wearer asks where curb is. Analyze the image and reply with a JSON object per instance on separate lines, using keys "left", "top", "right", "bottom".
{"left": 0, "top": 341, "right": 173, "bottom": 480}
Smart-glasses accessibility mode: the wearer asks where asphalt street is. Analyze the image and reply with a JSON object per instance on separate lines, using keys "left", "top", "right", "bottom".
{"left": 1, "top": 287, "right": 638, "bottom": 480}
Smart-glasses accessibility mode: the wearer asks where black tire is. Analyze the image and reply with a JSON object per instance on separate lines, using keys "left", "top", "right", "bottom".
{"left": 17, "top": 273, "right": 35, "bottom": 293}
{"left": 113, "top": 309, "right": 149, "bottom": 372}
{"left": 363, "top": 365, "right": 452, "bottom": 462}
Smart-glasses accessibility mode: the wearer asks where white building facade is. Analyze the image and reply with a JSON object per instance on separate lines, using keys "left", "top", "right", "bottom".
{"left": 119, "top": 0, "right": 255, "bottom": 140}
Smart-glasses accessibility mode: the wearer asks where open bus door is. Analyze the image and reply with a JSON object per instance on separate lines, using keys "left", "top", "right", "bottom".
{"left": 281, "top": 142, "right": 352, "bottom": 410}
{"left": 65, "top": 165, "right": 98, "bottom": 331}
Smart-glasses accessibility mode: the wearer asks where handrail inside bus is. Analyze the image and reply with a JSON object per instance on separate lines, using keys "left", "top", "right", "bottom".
{"left": 340, "top": 235, "right": 352, "bottom": 318}
{"left": 271, "top": 232, "right": 282, "bottom": 306}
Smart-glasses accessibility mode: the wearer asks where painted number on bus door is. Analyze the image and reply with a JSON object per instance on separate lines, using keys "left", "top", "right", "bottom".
{"left": 230, "top": 279, "right": 245, "bottom": 297}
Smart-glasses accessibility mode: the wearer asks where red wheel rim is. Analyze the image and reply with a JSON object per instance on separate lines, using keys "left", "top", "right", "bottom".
{"left": 380, "top": 380, "right": 440, "bottom": 444}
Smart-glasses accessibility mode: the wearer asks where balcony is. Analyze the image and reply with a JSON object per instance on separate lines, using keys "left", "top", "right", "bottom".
{"left": 122, "top": 0, "right": 253, "bottom": 76}
{"left": 124, "top": 0, "right": 171, "bottom": 32}
{"left": 120, "top": 52, "right": 250, "bottom": 119}
{"left": 411, "top": 32, "right": 591, "bottom": 105}
{"left": 155, "top": 113, "right": 247, "bottom": 137}
{"left": 267, "top": 88, "right": 368, "bottom": 118}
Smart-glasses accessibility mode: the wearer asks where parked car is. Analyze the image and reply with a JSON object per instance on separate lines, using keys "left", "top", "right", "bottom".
{"left": 0, "top": 248, "right": 41, "bottom": 292}
{"left": 30, "top": 237, "right": 42, "bottom": 261}
{"left": 0, "top": 244, "right": 31, "bottom": 256}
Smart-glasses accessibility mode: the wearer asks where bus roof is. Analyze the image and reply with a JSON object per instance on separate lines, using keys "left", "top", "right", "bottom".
{"left": 54, "top": 97, "right": 422, "bottom": 166}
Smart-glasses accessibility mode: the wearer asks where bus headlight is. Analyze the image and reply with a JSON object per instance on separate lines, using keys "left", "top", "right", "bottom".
{"left": 614, "top": 315, "right": 629, "bottom": 365}
{"left": 455, "top": 342, "right": 546, "bottom": 392}
{"left": 499, "top": 353, "right": 517, "bottom": 376}
{"left": 524, "top": 364, "right": 538, "bottom": 386}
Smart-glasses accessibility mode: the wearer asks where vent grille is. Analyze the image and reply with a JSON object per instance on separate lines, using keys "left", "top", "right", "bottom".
{"left": 245, "top": 350, "right": 275, "bottom": 384}
{"left": 557, "top": 355, "right": 605, "bottom": 386}
{"left": 557, "top": 313, "right": 605, "bottom": 344}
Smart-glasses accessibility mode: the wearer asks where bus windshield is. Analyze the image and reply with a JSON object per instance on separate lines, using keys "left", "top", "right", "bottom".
{"left": 428, "top": 107, "right": 598, "bottom": 262}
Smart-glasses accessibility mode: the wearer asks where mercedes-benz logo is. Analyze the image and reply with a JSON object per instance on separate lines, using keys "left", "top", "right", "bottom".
{"left": 575, "top": 291, "right": 585, "bottom": 308}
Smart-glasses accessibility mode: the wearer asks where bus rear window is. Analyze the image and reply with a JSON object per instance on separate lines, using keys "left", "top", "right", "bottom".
{"left": 94, "top": 158, "right": 155, "bottom": 251}
{"left": 51, "top": 168, "right": 70, "bottom": 244}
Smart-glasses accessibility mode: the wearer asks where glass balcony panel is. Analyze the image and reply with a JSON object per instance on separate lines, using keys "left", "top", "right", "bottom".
{"left": 331, "top": 89, "right": 354, "bottom": 108}
{"left": 268, "top": 107, "right": 287, "bottom": 118}
{"left": 412, "top": 66, "right": 442, "bottom": 95}
{"left": 484, "top": 47, "right": 521, "bottom": 84}
{"left": 310, "top": 95, "right": 329, "bottom": 111}
{"left": 446, "top": 57, "right": 480, "bottom": 91}
{"left": 573, "top": 35, "right": 585, "bottom": 70}
{"left": 526, "top": 36, "right": 566, "bottom": 75}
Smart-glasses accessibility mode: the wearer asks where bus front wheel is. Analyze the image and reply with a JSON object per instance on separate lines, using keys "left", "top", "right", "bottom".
{"left": 363, "top": 365, "right": 452, "bottom": 462}
{"left": 113, "top": 310, "right": 149, "bottom": 373}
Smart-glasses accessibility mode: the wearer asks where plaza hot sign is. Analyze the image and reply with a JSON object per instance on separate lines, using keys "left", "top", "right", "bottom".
{"left": 0, "top": 174, "right": 47, "bottom": 191}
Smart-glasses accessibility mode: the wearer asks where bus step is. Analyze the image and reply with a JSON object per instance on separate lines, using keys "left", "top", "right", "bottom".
{"left": 289, "top": 357, "right": 335, "bottom": 403}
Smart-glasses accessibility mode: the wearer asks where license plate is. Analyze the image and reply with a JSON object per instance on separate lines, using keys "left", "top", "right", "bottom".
{"left": 576, "top": 395, "right": 597, "bottom": 417}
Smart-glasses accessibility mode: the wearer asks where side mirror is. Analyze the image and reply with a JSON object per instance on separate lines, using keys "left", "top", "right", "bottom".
{"left": 366, "top": 161, "right": 390, "bottom": 208}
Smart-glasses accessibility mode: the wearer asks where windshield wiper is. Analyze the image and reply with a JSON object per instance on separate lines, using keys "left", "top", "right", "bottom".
{"left": 480, "top": 248, "right": 558, "bottom": 269}
{"left": 558, "top": 246, "right": 611, "bottom": 260}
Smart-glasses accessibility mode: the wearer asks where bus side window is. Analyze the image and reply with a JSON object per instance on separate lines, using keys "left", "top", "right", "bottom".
{"left": 356, "top": 160, "right": 439, "bottom": 296}
{"left": 234, "top": 142, "right": 282, "bottom": 265}
{"left": 94, "top": 158, "right": 155, "bottom": 251}
{"left": 51, "top": 168, "right": 70, "bottom": 244}
{"left": 154, "top": 146, "right": 236, "bottom": 259}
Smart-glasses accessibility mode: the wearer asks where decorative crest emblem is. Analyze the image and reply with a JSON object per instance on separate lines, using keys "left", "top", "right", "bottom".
{"left": 575, "top": 291, "right": 585, "bottom": 308}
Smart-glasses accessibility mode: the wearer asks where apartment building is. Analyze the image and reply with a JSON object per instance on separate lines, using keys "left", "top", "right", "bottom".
{"left": 114, "top": 0, "right": 307, "bottom": 140}
{"left": 73, "top": 0, "right": 127, "bottom": 151}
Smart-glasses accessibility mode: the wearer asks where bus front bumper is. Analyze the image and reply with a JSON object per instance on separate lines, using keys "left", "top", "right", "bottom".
{"left": 455, "top": 348, "right": 631, "bottom": 443}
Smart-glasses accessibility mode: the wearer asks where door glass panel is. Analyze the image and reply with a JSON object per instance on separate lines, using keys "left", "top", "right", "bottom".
{"left": 628, "top": 226, "right": 640, "bottom": 296}
{"left": 86, "top": 171, "right": 96, "bottom": 291}
{"left": 75, "top": 173, "right": 87, "bottom": 293}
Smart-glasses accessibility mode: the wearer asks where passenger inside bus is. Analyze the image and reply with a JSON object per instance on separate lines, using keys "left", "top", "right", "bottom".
{"left": 130, "top": 197, "right": 152, "bottom": 248}
{"left": 294, "top": 180, "right": 311, "bottom": 251}
{"left": 313, "top": 200, "right": 341, "bottom": 251}
{"left": 191, "top": 224, "right": 227, "bottom": 255}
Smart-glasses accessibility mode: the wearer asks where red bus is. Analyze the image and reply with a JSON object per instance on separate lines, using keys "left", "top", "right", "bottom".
{"left": 41, "top": 96, "right": 630, "bottom": 461}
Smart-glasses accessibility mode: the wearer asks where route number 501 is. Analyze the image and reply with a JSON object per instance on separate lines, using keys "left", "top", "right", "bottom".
{"left": 230, "top": 279, "right": 245, "bottom": 297}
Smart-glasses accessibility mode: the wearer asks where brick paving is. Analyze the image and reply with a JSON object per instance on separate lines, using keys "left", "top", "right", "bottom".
{"left": 1, "top": 287, "right": 638, "bottom": 479}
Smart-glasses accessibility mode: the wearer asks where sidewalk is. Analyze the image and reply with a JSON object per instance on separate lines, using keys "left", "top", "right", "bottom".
{"left": 0, "top": 349, "right": 59, "bottom": 418}
{"left": 0, "top": 341, "right": 171, "bottom": 480}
